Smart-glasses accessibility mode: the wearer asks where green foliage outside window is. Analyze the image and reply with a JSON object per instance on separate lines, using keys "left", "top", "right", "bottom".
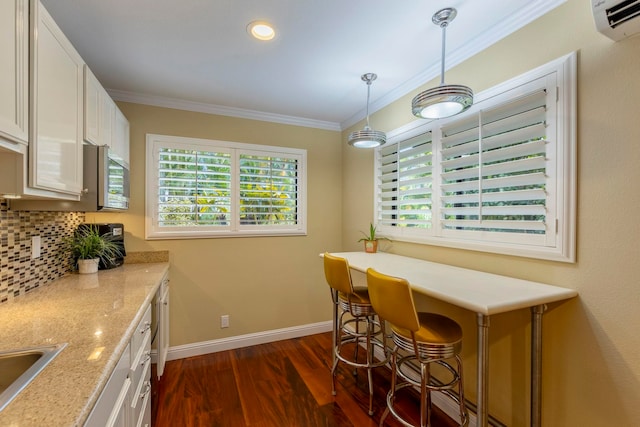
{"left": 157, "top": 149, "right": 298, "bottom": 227}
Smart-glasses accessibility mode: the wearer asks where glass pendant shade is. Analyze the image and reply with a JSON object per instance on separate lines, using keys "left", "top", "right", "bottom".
{"left": 412, "top": 84, "right": 473, "bottom": 119}
{"left": 412, "top": 8, "right": 473, "bottom": 120}
{"left": 348, "top": 73, "right": 386, "bottom": 148}
{"left": 348, "top": 127, "right": 387, "bottom": 148}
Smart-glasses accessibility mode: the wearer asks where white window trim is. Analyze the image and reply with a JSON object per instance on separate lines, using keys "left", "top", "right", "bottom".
{"left": 145, "top": 134, "right": 307, "bottom": 240}
{"left": 376, "top": 52, "right": 576, "bottom": 262}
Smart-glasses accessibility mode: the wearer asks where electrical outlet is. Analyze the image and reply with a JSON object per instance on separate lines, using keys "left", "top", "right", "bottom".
{"left": 31, "top": 236, "right": 41, "bottom": 259}
{"left": 220, "top": 315, "right": 230, "bottom": 328}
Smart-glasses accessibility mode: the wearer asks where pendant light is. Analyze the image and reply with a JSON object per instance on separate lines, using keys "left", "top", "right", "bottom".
{"left": 348, "top": 73, "right": 386, "bottom": 148}
{"left": 412, "top": 8, "right": 473, "bottom": 120}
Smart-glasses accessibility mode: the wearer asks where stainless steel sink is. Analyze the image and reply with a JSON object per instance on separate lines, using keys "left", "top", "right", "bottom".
{"left": 0, "top": 343, "right": 67, "bottom": 412}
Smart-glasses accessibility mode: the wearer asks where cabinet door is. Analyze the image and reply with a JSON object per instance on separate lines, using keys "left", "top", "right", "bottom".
{"left": 0, "top": 0, "right": 28, "bottom": 147}
{"left": 113, "top": 107, "right": 129, "bottom": 167}
{"left": 30, "top": 0, "right": 84, "bottom": 196}
{"left": 85, "top": 344, "right": 131, "bottom": 427}
{"left": 157, "top": 280, "right": 170, "bottom": 378}
{"left": 85, "top": 65, "right": 115, "bottom": 148}
{"left": 101, "top": 94, "right": 115, "bottom": 148}
{"left": 84, "top": 65, "right": 101, "bottom": 145}
{"left": 106, "top": 377, "right": 131, "bottom": 427}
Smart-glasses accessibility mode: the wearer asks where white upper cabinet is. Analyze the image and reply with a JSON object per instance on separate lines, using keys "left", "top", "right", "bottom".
{"left": 84, "top": 65, "right": 102, "bottom": 145}
{"left": 84, "top": 65, "right": 129, "bottom": 167}
{"left": 114, "top": 107, "right": 130, "bottom": 167}
{"left": 29, "top": 0, "right": 84, "bottom": 197}
{"left": 0, "top": 0, "right": 29, "bottom": 150}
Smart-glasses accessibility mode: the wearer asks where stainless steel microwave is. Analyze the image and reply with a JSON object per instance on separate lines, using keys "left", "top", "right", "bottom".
{"left": 9, "top": 145, "right": 130, "bottom": 212}
{"left": 88, "top": 145, "right": 130, "bottom": 210}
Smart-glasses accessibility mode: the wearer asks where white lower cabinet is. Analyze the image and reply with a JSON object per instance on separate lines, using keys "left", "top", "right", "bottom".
{"left": 84, "top": 343, "right": 131, "bottom": 427}
{"left": 85, "top": 305, "right": 152, "bottom": 427}
{"left": 107, "top": 376, "right": 132, "bottom": 427}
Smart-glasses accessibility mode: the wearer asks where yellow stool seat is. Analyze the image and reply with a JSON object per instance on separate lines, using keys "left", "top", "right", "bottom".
{"left": 391, "top": 312, "right": 462, "bottom": 359}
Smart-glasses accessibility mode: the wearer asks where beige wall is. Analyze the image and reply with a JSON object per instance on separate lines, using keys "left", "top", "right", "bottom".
{"left": 85, "top": 0, "right": 640, "bottom": 424}
{"left": 87, "top": 103, "right": 343, "bottom": 346}
{"left": 343, "top": 0, "right": 640, "bottom": 426}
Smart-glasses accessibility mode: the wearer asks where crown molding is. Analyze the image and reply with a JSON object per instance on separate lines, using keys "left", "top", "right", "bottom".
{"left": 107, "top": 89, "right": 342, "bottom": 132}
{"left": 341, "top": 0, "right": 567, "bottom": 130}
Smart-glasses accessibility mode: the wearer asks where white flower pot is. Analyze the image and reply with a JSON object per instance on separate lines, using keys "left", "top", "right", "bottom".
{"left": 78, "top": 258, "right": 100, "bottom": 274}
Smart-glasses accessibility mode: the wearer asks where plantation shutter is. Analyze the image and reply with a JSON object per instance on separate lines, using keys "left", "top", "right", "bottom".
{"left": 439, "top": 85, "right": 553, "bottom": 243}
{"left": 378, "top": 132, "right": 433, "bottom": 228}
{"left": 157, "top": 148, "right": 231, "bottom": 227}
{"left": 239, "top": 153, "right": 300, "bottom": 226}
{"left": 147, "top": 134, "right": 307, "bottom": 239}
{"left": 373, "top": 54, "right": 575, "bottom": 261}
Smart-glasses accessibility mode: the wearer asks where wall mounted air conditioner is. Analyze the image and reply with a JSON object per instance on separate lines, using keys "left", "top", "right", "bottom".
{"left": 593, "top": 0, "right": 640, "bottom": 40}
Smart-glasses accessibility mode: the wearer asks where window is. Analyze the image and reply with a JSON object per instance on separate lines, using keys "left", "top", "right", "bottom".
{"left": 376, "top": 53, "right": 576, "bottom": 262}
{"left": 146, "top": 134, "right": 306, "bottom": 239}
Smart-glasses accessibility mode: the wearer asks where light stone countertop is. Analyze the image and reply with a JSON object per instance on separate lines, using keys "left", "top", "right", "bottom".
{"left": 0, "top": 262, "right": 170, "bottom": 427}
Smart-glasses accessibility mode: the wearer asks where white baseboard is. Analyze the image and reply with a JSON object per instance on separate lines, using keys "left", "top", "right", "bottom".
{"left": 153, "top": 320, "right": 333, "bottom": 362}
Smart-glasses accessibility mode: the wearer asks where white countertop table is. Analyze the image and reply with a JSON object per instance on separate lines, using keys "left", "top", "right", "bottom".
{"left": 326, "top": 252, "right": 577, "bottom": 427}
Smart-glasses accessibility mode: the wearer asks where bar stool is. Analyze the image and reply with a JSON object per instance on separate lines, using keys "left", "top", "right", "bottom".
{"left": 366, "top": 268, "right": 468, "bottom": 427}
{"left": 323, "top": 253, "right": 390, "bottom": 416}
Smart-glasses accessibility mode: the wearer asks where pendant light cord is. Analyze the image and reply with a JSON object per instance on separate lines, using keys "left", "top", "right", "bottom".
{"left": 365, "top": 80, "right": 372, "bottom": 128}
{"left": 439, "top": 21, "right": 448, "bottom": 86}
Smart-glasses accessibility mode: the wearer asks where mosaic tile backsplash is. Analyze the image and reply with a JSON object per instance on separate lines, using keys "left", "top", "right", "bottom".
{"left": 0, "top": 198, "right": 85, "bottom": 303}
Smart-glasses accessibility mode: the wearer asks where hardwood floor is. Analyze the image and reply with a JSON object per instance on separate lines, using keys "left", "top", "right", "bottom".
{"left": 152, "top": 332, "right": 458, "bottom": 427}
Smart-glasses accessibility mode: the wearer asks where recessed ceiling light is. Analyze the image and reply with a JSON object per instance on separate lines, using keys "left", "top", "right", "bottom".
{"left": 247, "top": 21, "right": 276, "bottom": 41}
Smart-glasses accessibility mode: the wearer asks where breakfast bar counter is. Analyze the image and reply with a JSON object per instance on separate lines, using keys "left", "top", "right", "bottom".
{"left": 0, "top": 262, "right": 169, "bottom": 427}
{"left": 326, "top": 252, "right": 578, "bottom": 427}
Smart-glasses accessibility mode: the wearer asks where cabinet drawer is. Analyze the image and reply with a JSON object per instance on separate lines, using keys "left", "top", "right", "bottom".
{"left": 134, "top": 379, "right": 151, "bottom": 427}
{"left": 130, "top": 305, "right": 151, "bottom": 370}
{"left": 131, "top": 377, "right": 150, "bottom": 426}
{"left": 131, "top": 348, "right": 151, "bottom": 410}
{"left": 130, "top": 304, "right": 152, "bottom": 425}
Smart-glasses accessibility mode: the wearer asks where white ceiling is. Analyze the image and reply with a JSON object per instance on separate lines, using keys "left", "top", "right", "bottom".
{"left": 40, "top": 0, "right": 565, "bottom": 131}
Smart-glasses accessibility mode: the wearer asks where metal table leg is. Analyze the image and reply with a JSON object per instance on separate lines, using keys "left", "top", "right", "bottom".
{"left": 477, "top": 313, "right": 490, "bottom": 427}
{"left": 531, "top": 304, "right": 546, "bottom": 427}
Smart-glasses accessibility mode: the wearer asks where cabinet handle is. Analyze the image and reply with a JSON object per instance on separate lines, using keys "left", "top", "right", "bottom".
{"left": 140, "top": 381, "right": 151, "bottom": 399}
{"left": 140, "top": 321, "right": 151, "bottom": 334}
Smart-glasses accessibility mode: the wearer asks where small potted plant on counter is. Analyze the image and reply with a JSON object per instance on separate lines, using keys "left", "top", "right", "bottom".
{"left": 67, "top": 225, "right": 123, "bottom": 274}
{"left": 358, "top": 223, "right": 390, "bottom": 253}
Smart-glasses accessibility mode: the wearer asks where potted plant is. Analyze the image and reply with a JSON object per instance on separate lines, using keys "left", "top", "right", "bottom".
{"left": 66, "top": 225, "right": 123, "bottom": 274}
{"left": 358, "top": 223, "right": 390, "bottom": 253}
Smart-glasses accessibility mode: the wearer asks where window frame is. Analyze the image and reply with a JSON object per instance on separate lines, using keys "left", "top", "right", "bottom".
{"left": 146, "top": 134, "right": 307, "bottom": 240}
{"left": 375, "top": 52, "right": 576, "bottom": 262}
